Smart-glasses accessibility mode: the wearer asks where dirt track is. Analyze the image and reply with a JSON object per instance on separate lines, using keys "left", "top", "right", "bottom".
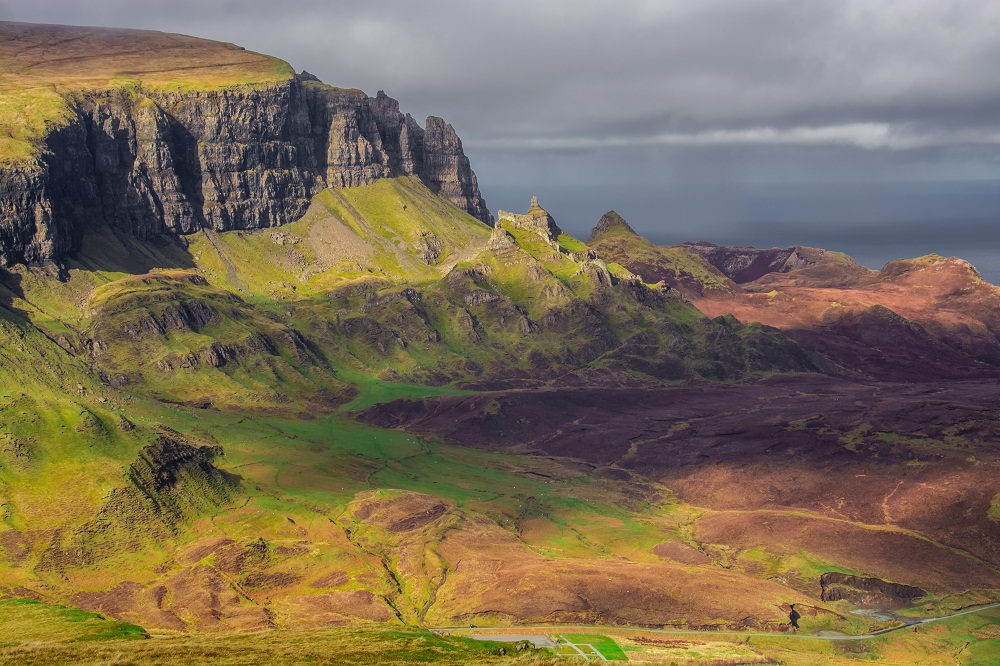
{"left": 433, "top": 602, "right": 1000, "bottom": 642}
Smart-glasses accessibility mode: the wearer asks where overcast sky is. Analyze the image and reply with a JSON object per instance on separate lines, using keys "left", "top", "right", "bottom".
{"left": 3, "top": 0, "right": 999, "bottom": 273}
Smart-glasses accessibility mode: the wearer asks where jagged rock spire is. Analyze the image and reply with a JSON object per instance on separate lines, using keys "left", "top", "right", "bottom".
{"left": 496, "top": 196, "right": 562, "bottom": 241}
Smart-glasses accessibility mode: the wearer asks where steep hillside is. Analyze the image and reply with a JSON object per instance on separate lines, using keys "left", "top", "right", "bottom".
{"left": 588, "top": 212, "right": 737, "bottom": 297}
{"left": 682, "top": 241, "right": 866, "bottom": 285}
{"left": 0, "top": 21, "right": 490, "bottom": 267}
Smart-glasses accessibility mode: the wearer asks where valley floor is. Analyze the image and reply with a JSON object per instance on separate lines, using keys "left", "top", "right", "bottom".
{"left": 1, "top": 603, "right": 998, "bottom": 665}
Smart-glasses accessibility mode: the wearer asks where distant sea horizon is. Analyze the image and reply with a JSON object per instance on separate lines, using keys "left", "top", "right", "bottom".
{"left": 789, "top": 245, "right": 1000, "bottom": 286}
{"left": 482, "top": 179, "right": 1000, "bottom": 285}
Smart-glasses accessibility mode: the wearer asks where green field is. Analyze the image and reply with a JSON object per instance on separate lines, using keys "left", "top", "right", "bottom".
{"left": 560, "top": 634, "right": 628, "bottom": 660}
{"left": 4, "top": 609, "right": 991, "bottom": 666}
{"left": 0, "top": 599, "right": 147, "bottom": 646}
{"left": 0, "top": 624, "right": 558, "bottom": 666}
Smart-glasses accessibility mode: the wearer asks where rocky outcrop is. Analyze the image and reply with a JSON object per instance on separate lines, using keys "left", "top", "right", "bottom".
{"left": 682, "top": 242, "right": 854, "bottom": 284}
{"left": 39, "top": 435, "right": 241, "bottom": 569}
{"left": 0, "top": 166, "right": 64, "bottom": 265}
{"left": 486, "top": 225, "right": 517, "bottom": 252}
{"left": 819, "top": 572, "right": 925, "bottom": 607}
{"left": 587, "top": 210, "right": 636, "bottom": 242}
{"left": 421, "top": 116, "right": 493, "bottom": 224}
{"left": 0, "top": 78, "right": 492, "bottom": 266}
{"left": 497, "top": 196, "right": 561, "bottom": 241}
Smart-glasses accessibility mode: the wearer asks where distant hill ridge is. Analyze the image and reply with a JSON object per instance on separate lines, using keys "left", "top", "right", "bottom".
{"left": 589, "top": 211, "right": 1000, "bottom": 381}
{"left": 680, "top": 241, "right": 857, "bottom": 284}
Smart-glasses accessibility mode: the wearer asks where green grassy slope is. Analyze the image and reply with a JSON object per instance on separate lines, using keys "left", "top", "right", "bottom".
{"left": 0, "top": 598, "right": 146, "bottom": 646}
{"left": 4, "top": 177, "right": 822, "bottom": 414}
{"left": 0, "top": 625, "right": 558, "bottom": 666}
{"left": 0, "top": 300, "right": 149, "bottom": 534}
{"left": 0, "top": 178, "right": 838, "bottom": 634}
{"left": 0, "top": 21, "right": 293, "bottom": 166}
{"left": 2, "top": 603, "right": 997, "bottom": 665}
{"left": 588, "top": 223, "right": 737, "bottom": 297}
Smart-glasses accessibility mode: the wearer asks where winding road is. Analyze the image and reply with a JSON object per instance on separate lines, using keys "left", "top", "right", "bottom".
{"left": 430, "top": 602, "right": 1000, "bottom": 643}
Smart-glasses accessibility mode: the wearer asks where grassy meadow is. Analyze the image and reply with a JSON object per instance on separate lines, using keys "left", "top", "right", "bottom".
{"left": 0, "top": 621, "right": 558, "bottom": 666}
{"left": 3, "top": 605, "right": 992, "bottom": 666}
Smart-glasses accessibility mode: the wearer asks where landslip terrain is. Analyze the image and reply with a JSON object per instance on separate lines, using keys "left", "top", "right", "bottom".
{"left": 0, "top": 21, "right": 998, "bottom": 665}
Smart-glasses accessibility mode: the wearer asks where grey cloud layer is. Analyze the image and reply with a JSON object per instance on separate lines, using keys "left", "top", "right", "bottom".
{"left": 4, "top": 0, "right": 999, "bottom": 150}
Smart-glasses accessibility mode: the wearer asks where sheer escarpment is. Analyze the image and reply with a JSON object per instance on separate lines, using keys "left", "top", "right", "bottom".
{"left": 0, "top": 82, "right": 491, "bottom": 266}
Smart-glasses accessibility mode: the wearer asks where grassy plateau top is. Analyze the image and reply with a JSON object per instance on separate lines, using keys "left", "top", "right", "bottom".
{"left": 0, "top": 21, "right": 294, "bottom": 166}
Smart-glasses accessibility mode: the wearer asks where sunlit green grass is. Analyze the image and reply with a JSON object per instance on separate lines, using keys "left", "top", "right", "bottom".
{"left": 0, "top": 626, "right": 558, "bottom": 666}
{"left": 560, "top": 634, "right": 627, "bottom": 660}
{"left": 335, "top": 365, "right": 471, "bottom": 413}
{"left": 589, "top": 227, "right": 735, "bottom": 294}
{"left": 0, "top": 23, "right": 295, "bottom": 166}
{"left": 0, "top": 599, "right": 146, "bottom": 646}
{"left": 747, "top": 605, "right": 1000, "bottom": 665}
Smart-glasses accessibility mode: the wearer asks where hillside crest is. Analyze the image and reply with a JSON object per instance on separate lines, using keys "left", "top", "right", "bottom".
{"left": 0, "top": 21, "right": 492, "bottom": 267}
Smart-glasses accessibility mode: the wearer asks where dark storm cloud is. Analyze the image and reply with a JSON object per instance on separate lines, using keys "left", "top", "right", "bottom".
{"left": 4, "top": 0, "right": 1000, "bottom": 148}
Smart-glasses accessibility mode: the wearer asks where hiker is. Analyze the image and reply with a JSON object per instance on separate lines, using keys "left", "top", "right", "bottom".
{"left": 789, "top": 605, "right": 801, "bottom": 633}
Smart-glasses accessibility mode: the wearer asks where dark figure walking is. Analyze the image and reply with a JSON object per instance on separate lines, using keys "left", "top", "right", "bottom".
{"left": 789, "top": 605, "right": 801, "bottom": 633}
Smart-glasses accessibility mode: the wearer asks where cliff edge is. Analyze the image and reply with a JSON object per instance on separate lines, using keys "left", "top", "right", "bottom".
{"left": 0, "top": 21, "right": 492, "bottom": 266}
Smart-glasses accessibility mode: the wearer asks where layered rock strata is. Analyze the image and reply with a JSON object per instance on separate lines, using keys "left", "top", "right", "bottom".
{"left": 681, "top": 241, "right": 852, "bottom": 284}
{"left": 0, "top": 81, "right": 492, "bottom": 266}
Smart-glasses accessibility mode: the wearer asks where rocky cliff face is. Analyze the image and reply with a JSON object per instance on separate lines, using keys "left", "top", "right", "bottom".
{"left": 682, "top": 241, "right": 850, "bottom": 284}
{"left": 0, "top": 78, "right": 492, "bottom": 266}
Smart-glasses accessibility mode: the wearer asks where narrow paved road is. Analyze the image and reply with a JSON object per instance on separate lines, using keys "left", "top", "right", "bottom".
{"left": 431, "top": 602, "right": 1000, "bottom": 642}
